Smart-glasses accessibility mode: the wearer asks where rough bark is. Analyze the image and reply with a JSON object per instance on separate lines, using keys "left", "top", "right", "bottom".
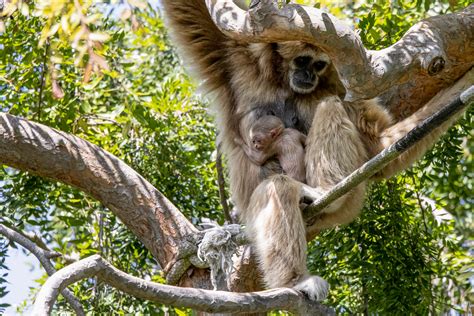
{"left": 32, "top": 255, "right": 334, "bottom": 316}
{"left": 206, "top": 1, "right": 473, "bottom": 115}
{"left": 0, "top": 113, "right": 212, "bottom": 288}
{"left": 0, "top": 1, "right": 472, "bottom": 313}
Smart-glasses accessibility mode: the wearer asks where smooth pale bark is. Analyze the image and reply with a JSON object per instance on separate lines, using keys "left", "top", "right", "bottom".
{"left": 32, "top": 255, "right": 334, "bottom": 316}
{"left": 206, "top": 1, "right": 473, "bottom": 115}
{"left": 0, "top": 224, "right": 84, "bottom": 315}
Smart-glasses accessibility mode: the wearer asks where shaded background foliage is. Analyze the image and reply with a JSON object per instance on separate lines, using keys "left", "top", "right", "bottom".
{"left": 0, "top": 0, "right": 472, "bottom": 314}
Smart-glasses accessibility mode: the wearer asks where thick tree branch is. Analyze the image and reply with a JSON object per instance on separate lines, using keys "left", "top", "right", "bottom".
{"left": 206, "top": 1, "right": 473, "bottom": 103}
{"left": 303, "top": 75, "right": 473, "bottom": 222}
{"left": 32, "top": 255, "right": 334, "bottom": 316}
{"left": 0, "top": 112, "right": 263, "bottom": 292}
{"left": 0, "top": 224, "right": 85, "bottom": 316}
{"left": 0, "top": 114, "right": 207, "bottom": 285}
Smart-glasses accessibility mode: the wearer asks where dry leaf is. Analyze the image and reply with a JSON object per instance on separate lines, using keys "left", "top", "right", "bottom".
{"left": 83, "top": 61, "right": 93, "bottom": 83}
{"left": 128, "top": 0, "right": 147, "bottom": 10}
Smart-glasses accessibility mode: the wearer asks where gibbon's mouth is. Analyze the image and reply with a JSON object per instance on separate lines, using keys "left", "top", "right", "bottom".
{"left": 291, "top": 79, "right": 317, "bottom": 94}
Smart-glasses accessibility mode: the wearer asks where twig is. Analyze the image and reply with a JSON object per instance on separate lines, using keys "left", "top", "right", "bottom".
{"left": 0, "top": 224, "right": 85, "bottom": 316}
{"left": 304, "top": 85, "right": 474, "bottom": 221}
{"left": 11, "top": 227, "right": 49, "bottom": 250}
{"left": 216, "top": 142, "right": 232, "bottom": 223}
{"left": 32, "top": 255, "right": 334, "bottom": 316}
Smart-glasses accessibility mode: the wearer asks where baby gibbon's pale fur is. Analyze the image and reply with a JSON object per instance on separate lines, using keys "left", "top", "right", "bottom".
{"left": 238, "top": 114, "right": 307, "bottom": 183}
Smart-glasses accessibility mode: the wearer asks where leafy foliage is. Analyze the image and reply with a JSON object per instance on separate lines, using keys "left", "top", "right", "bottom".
{"left": 1, "top": 2, "right": 219, "bottom": 313}
{"left": 0, "top": 0, "right": 472, "bottom": 314}
{"left": 0, "top": 238, "right": 9, "bottom": 313}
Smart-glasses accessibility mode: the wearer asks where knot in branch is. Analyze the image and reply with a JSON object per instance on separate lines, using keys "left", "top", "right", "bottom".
{"left": 248, "top": 0, "right": 278, "bottom": 25}
{"left": 427, "top": 56, "right": 446, "bottom": 75}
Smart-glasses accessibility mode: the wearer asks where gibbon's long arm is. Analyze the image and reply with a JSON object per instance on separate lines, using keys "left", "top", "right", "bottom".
{"left": 162, "top": 0, "right": 233, "bottom": 99}
{"left": 303, "top": 78, "right": 474, "bottom": 220}
{"left": 204, "top": 1, "right": 474, "bottom": 103}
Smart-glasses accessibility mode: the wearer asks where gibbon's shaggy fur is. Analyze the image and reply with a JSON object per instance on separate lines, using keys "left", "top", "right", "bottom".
{"left": 162, "top": 0, "right": 464, "bottom": 300}
{"left": 238, "top": 114, "right": 307, "bottom": 182}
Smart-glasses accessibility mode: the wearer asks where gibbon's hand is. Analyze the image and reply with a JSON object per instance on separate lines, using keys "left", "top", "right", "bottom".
{"left": 236, "top": 137, "right": 271, "bottom": 166}
{"left": 300, "top": 184, "right": 325, "bottom": 203}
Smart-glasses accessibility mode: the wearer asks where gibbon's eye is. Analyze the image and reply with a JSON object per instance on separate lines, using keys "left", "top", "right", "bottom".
{"left": 314, "top": 60, "right": 327, "bottom": 71}
{"left": 266, "top": 110, "right": 276, "bottom": 116}
{"left": 294, "top": 56, "right": 312, "bottom": 68}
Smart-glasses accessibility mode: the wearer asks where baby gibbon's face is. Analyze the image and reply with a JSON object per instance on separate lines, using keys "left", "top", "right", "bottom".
{"left": 250, "top": 115, "right": 284, "bottom": 150}
{"left": 277, "top": 42, "right": 331, "bottom": 94}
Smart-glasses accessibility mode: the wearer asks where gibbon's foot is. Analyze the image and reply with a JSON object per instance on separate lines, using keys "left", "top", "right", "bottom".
{"left": 293, "top": 275, "right": 329, "bottom": 301}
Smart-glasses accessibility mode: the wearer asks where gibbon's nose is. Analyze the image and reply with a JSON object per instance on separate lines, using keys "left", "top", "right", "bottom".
{"left": 305, "top": 70, "right": 316, "bottom": 82}
{"left": 294, "top": 69, "right": 316, "bottom": 83}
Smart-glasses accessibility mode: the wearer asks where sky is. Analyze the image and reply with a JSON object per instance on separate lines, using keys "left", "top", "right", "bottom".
{"left": 2, "top": 247, "right": 42, "bottom": 315}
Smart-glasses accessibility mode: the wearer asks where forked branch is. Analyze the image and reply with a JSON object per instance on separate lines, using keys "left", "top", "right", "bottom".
{"left": 32, "top": 255, "right": 334, "bottom": 316}
{"left": 0, "top": 114, "right": 197, "bottom": 277}
{"left": 206, "top": 1, "right": 473, "bottom": 101}
{"left": 0, "top": 224, "right": 84, "bottom": 315}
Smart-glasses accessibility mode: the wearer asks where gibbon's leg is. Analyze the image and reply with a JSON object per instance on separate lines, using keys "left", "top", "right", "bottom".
{"left": 245, "top": 175, "right": 329, "bottom": 301}
{"left": 305, "top": 96, "right": 367, "bottom": 233}
{"left": 379, "top": 76, "right": 472, "bottom": 178}
{"left": 227, "top": 146, "right": 264, "bottom": 213}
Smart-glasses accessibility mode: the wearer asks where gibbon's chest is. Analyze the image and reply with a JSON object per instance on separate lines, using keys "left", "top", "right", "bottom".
{"left": 290, "top": 95, "right": 391, "bottom": 158}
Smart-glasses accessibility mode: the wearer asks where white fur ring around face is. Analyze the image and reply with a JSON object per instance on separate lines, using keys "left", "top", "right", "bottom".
{"left": 293, "top": 275, "right": 330, "bottom": 301}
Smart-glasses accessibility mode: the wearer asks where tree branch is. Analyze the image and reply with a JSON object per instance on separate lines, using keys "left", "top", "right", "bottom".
{"left": 32, "top": 255, "right": 334, "bottom": 316}
{"left": 206, "top": 1, "right": 473, "bottom": 102}
{"left": 303, "top": 73, "right": 473, "bottom": 222}
{"left": 0, "top": 224, "right": 85, "bottom": 316}
{"left": 0, "top": 114, "right": 208, "bottom": 285}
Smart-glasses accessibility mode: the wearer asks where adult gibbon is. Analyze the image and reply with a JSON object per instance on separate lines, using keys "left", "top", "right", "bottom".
{"left": 162, "top": 0, "right": 465, "bottom": 300}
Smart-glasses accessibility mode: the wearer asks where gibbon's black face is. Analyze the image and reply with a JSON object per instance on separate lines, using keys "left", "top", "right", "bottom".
{"left": 276, "top": 42, "right": 332, "bottom": 95}
{"left": 289, "top": 53, "right": 330, "bottom": 94}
